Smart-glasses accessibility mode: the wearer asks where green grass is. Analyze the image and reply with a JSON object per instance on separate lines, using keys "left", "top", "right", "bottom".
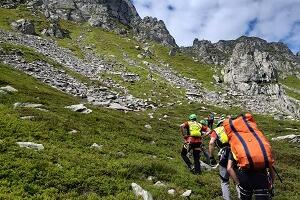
{"left": 152, "top": 44, "right": 217, "bottom": 91}
{"left": 100, "top": 65, "right": 186, "bottom": 104}
{"left": 56, "top": 20, "right": 86, "bottom": 59}
{"left": 280, "top": 76, "right": 300, "bottom": 91}
{"left": 0, "top": 6, "right": 49, "bottom": 33}
{"left": 280, "top": 76, "right": 300, "bottom": 100}
{"left": 285, "top": 88, "right": 300, "bottom": 101}
{"left": 1, "top": 63, "right": 300, "bottom": 199}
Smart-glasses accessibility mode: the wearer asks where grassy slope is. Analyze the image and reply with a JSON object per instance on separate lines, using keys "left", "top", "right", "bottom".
{"left": 0, "top": 6, "right": 299, "bottom": 200}
{"left": 1, "top": 63, "right": 300, "bottom": 199}
{"left": 280, "top": 76, "right": 300, "bottom": 100}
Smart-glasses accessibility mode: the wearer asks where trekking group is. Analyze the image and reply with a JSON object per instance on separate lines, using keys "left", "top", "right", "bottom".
{"left": 180, "top": 113, "right": 277, "bottom": 200}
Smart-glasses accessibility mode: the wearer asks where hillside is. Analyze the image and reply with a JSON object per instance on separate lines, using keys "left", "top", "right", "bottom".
{"left": 0, "top": 1, "right": 300, "bottom": 199}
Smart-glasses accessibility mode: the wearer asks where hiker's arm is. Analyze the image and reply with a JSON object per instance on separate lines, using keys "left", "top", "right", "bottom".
{"left": 208, "top": 134, "right": 216, "bottom": 157}
{"left": 227, "top": 160, "right": 239, "bottom": 185}
{"left": 179, "top": 123, "right": 185, "bottom": 136}
{"left": 201, "top": 127, "right": 211, "bottom": 138}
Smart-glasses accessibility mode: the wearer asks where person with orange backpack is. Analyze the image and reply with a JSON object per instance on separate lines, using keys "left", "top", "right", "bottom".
{"left": 224, "top": 113, "right": 276, "bottom": 200}
{"left": 180, "top": 114, "right": 210, "bottom": 174}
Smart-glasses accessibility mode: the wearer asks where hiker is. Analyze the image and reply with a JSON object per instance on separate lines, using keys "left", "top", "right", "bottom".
{"left": 180, "top": 114, "right": 210, "bottom": 174}
{"left": 207, "top": 112, "right": 215, "bottom": 129}
{"left": 224, "top": 113, "right": 276, "bottom": 200}
{"left": 207, "top": 117, "right": 238, "bottom": 200}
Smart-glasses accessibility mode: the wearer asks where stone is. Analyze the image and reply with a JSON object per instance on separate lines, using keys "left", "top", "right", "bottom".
{"left": 131, "top": 183, "right": 153, "bottom": 200}
{"left": 0, "top": 90, "right": 7, "bottom": 95}
{"left": 20, "top": 116, "right": 35, "bottom": 120}
{"left": 274, "top": 114, "right": 284, "bottom": 121}
{"left": 16, "top": 142, "right": 44, "bottom": 150}
{"left": 182, "top": 189, "right": 192, "bottom": 197}
{"left": 11, "top": 19, "right": 35, "bottom": 35}
{"left": 90, "top": 143, "right": 103, "bottom": 149}
{"left": 145, "top": 124, "right": 152, "bottom": 129}
{"left": 117, "top": 151, "right": 125, "bottom": 157}
{"left": 68, "top": 129, "right": 78, "bottom": 134}
{"left": 213, "top": 75, "right": 222, "bottom": 83}
{"left": 154, "top": 181, "right": 166, "bottom": 187}
{"left": 0, "top": 85, "right": 18, "bottom": 92}
{"left": 14, "top": 102, "right": 43, "bottom": 109}
{"left": 200, "top": 161, "right": 218, "bottom": 171}
{"left": 121, "top": 73, "right": 140, "bottom": 82}
{"left": 41, "top": 21, "right": 65, "bottom": 38}
{"left": 272, "top": 134, "right": 300, "bottom": 143}
{"left": 168, "top": 48, "right": 177, "bottom": 56}
{"left": 147, "top": 176, "right": 156, "bottom": 181}
{"left": 65, "top": 104, "right": 92, "bottom": 114}
{"left": 137, "top": 54, "right": 144, "bottom": 59}
{"left": 109, "top": 103, "right": 131, "bottom": 111}
{"left": 142, "top": 61, "right": 149, "bottom": 65}
{"left": 168, "top": 189, "right": 175, "bottom": 195}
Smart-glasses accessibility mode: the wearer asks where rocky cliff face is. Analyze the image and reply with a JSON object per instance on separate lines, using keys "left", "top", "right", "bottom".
{"left": 0, "top": 0, "right": 177, "bottom": 47}
{"left": 182, "top": 36, "right": 300, "bottom": 117}
{"left": 184, "top": 36, "right": 299, "bottom": 71}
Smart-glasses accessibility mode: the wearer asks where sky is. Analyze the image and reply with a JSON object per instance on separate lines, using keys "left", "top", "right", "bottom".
{"left": 132, "top": 0, "right": 300, "bottom": 54}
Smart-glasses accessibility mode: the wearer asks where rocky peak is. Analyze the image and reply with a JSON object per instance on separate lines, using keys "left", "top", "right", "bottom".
{"left": 1, "top": 0, "right": 177, "bottom": 47}
{"left": 41, "top": 0, "right": 140, "bottom": 25}
{"left": 133, "top": 16, "right": 177, "bottom": 47}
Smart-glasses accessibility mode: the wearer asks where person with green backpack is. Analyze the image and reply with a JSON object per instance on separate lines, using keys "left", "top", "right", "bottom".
{"left": 180, "top": 114, "right": 210, "bottom": 174}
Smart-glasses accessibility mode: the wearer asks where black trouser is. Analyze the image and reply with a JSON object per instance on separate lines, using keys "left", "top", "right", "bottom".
{"left": 238, "top": 170, "right": 270, "bottom": 200}
{"left": 181, "top": 143, "right": 201, "bottom": 174}
{"left": 207, "top": 119, "right": 214, "bottom": 129}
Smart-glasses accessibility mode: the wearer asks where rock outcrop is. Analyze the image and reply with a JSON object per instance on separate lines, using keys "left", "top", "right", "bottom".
{"left": 132, "top": 16, "right": 177, "bottom": 47}
{"left": 182, "top": 36, "right": 300, "bottom": 118}
{"left": 41, "top": 20, "right": 65, "bottom": 38}
{"left": 0, "top": 0, "right": 23, "bottom": 8}
{"left": 184, "top": 36, "right": 299, "bottom": 72}
{"left": 11, "top": 19, "right": 36, "bottom": 35}
{"left": 5, "top": 0, "right": 177, "bottom": 47}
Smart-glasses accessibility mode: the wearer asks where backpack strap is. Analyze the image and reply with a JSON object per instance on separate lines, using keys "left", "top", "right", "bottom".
{"left": 241, "top": 115, "right": 269, "bottom": 169}
{"left": 229, "top": 118, "right": 254, "bottom": 170}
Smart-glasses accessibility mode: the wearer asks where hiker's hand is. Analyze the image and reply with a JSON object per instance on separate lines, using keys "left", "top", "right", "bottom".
{"left": 210, "top": 156, "right": 217, "bottom": 165}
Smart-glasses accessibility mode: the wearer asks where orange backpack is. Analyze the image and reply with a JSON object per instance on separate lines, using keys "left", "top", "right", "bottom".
{"left": 223, "top": 113, "right": 274, "bottom": 170}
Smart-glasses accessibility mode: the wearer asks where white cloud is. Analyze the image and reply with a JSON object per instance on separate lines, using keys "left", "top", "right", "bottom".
{"left": 133, "top": 0, "right": 300, "bottom": 53}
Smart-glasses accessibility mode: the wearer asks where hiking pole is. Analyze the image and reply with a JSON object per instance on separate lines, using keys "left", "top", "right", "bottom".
{"left": 272, "top": 166, "right": 283, "bottom": 183}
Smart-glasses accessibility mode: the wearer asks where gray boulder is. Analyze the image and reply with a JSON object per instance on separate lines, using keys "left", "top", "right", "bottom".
{"left": 14, "top": 102, "right": 43, "bottom": 109}
{"left": 16, "top": 142, "right": 44, "bottom": 150}
{"left": 182, "top": 190, "right": 192, "bottom": 198}
{"left": 65, "top": 104, "right": 92, "bottom": 114}
{"left": 131, "top": 183, "right": 153, "bottom": 200}
{"left": 41, "top": 21, "right": 65, "bottom": 38}
{"left": 272, "top": 134, "right": 300, "bottom": 143}
{"left": 11, "top": 19, "right": 36, "bottom": 35}
{"left": 0, "top": 85, "right": 18, "bottom": 92}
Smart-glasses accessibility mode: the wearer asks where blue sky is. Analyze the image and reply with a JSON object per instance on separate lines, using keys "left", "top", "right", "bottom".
{"left": 132, "top": 0, "right": 300, "bottom": 54}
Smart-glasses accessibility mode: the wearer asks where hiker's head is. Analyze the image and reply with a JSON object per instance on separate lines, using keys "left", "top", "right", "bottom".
{"left": 200, "top": 119, "right": 208, "bottom": 126}
{"left": 189, "top": 114, "right": 197, "bottom": 121}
